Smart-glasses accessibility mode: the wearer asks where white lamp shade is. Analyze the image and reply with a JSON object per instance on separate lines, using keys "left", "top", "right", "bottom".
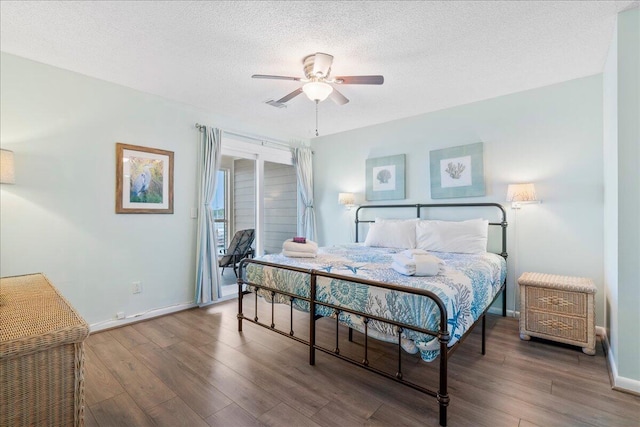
{"left": 0, "top": 149, "right": 15, "bottom": 184}
{"left": 303, "top": 82, "right": 333, "bottom": 102}
{"left": 506, "top": 183, "right": 537, "bottom": 202}
{"left": 338, "top": 192, "right": 355, "bottom": 205}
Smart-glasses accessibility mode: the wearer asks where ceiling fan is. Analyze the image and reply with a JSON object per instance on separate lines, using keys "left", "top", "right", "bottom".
{"left": 252, "top": 52, "right": 384, "bottom": 108}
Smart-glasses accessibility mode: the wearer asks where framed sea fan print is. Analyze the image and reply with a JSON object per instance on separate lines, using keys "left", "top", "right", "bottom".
{"left": 365, "top": 154, "right": 406, "bottom": 201}
{"left": 429, "top": 142, "right": 485, "bottom": 199}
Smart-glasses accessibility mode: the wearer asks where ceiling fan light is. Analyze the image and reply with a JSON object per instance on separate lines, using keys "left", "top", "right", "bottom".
{"left": 302, "top": 82, "right": 333, "bottom": 102}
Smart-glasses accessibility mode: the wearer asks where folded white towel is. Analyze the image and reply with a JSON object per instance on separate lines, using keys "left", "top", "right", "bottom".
{"left": 283, "top": 250, "right": 317, "bottom": 258}
{"left": 391, "top": 261, "right": 413, "bottom": 276}
{"left": 413, "top": 254, "right": 444, "bottom": 276}
{"left": 391, "top": 252, "right": 444, "bottom": 276}
{"left": 392, "top": 253, "right": 415, "bottom": 269}
{"left": 401, "top": 249, "right": 429, "bottom": 258}
{"left": 283, "top": 239, "right": 318, "bottom": 254}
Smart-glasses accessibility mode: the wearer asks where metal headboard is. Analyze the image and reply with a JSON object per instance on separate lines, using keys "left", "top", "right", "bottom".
{"left": 354, "top": 202, "right": 508, "bottom": 259}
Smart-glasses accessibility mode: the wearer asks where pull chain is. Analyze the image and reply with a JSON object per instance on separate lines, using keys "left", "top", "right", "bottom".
{"left": 315, "top": 100, "right": 319, "bottom": 137}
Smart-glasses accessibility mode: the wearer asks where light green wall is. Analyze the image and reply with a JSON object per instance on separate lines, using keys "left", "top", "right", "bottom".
{"left": 312, "top": 75, "right": 605, "bottom": 331}
{"left": 616, "top": 7, "right": 640, "bottom": 384}
{"left": 603, "top": 6, "right": 640, "bottom": 392}
{"left": 602, "top": 12, "right": 619, "bottom": 382}
{"left": 0, "top": 52, "right": 298, "bottom": 328}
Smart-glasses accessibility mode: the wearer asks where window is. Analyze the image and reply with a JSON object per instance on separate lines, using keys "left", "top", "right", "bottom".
{"left": 212, "top": 169, "right": 228, "bottom": 253}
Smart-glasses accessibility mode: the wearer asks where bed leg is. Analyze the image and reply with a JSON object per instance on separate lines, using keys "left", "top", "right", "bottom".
{"left": 438, "top": 377, "right": 450, "bottom": 426}
{"left": 237, "top": 279, "right": 244, "bottom": 332}
{"left": 438, "top": 329, "right": 450, "bottom": 427}
{"left": 396, "top": 327, "right": 403, "bottom": 380}
{"left": 481, "top": 314, "right": 486, "bottom": 355}
{"left": 310, "top": 321, "right": 316, "bottom": 365}
{"left": 502, "top": 284, "right": 507, "bottom": 317}
{"left": 348, "top": 327, "right": 353, "bottom": 342}
{"left": 439, "top": 403, "right": 448, "bottom": 427}
{"left": 309, "top": 274, "right": 316, "bottom": 366}
{"left": 270, "top": 291, "right": 276, "bottom": 329}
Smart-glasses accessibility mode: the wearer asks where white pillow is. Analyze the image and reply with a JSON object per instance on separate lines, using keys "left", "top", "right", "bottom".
{"left": 364, "top": 221, "right": 417, "bottom": 249}
{"left": 415, "top": 218, "right": 488, "bottom": 254}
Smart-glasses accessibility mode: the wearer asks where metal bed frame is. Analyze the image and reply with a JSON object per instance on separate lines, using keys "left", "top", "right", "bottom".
{"left": 237, "top": 203, "right": 507, "bottom": 426}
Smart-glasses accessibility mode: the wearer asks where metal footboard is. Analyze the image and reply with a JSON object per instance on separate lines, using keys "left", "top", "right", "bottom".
{"left": 238, "top": 259, "right": 459, "bottom": 426}
{"left": 237, "top": 202, "right": 508, "bottom": 426}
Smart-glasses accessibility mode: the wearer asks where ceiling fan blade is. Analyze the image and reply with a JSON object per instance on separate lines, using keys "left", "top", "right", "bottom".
{"left": 276, "top": 87, "right": 303, "bottom": 104}
{"left": 312, "top": 53, "right": 334, "bottom": 77}
{"left": 329, "top": 87, "right": 349, "bottom": 105}
{"left": 334, "top": 75, "right": 384, "bottom": 85}
{"left": 252, "top": 74, "right": 302, "bottom": 81}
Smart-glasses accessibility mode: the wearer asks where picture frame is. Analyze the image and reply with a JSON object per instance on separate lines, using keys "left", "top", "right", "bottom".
{"left": 366, "top": 154, "right": 406, "bottom": 201}
{"left": 116, "top": 143, "right": 174, "bottom": 214}
{"left": 429, "top": 142, "right": 485, "bottom": 199}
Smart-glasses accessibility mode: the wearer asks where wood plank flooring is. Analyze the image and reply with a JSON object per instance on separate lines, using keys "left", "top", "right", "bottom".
{"left": 84, "top": 294, "right": 640, "bottom": 427}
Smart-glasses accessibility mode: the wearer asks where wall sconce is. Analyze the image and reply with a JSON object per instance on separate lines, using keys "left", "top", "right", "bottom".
{"left": 0, "top": 149, "right": 15, "bottom": 184}
{"left": 506, "top": 183, "right": 540, "bottom": 209}
{"left": 338, "top": 192, "right": 356, "bottom": 210}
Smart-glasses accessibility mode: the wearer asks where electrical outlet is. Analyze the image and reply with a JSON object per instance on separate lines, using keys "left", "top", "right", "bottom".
{"left": 132, "top": 281, "right": 142, "bottom": 294}
{"left": 116, "top": 311, "right": 125, "bottom": 320}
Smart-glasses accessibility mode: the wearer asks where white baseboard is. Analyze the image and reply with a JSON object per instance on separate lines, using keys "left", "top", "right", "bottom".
{"left": 89, "top": 302, "right": 196, "bottom": 333}
{"left": 598, "top": 327, "right": 640, "bottom": 395}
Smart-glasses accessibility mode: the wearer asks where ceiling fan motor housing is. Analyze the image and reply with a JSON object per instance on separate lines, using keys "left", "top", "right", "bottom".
{"left": 304, "top": 52, "right": 333, "bottom": 79}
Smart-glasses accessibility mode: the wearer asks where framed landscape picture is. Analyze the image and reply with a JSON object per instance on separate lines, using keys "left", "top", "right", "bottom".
{"left": 366, "top": 154, "right": 406, "bottom": 201}
{"left": 429, "top": 142, "right": 485, "bottom": 199}
{"left": 116, "top": 143, "right": 174, "bottom": 214}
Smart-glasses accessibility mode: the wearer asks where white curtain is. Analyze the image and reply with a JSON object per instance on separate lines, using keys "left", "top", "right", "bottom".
{"left": 195, "top": 126, "right": 223, "bottom": 305}
{"left": 292, "top": 146, "right": 317, "bottom": 241}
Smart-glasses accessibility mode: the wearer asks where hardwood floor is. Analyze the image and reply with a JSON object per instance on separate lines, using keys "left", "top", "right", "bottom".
{"left": 84, "top": 294, "right": 640, "bottom": 427}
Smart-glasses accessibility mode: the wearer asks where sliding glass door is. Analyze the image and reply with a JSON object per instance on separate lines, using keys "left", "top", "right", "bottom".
{"left": 230, "top": 159, "right": 296, "bottom": 255}
{"left": 233, "top": 159, "right": 256, "bottom": 237}
{"left": 263, "top": 161, "right": 297, "bottom": 254}
{"left": 217, "top": 137, "right": 297, "bottom": 298}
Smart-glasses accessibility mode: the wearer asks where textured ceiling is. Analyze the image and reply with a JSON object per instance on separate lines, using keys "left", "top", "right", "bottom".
{"left": 1, "top": 1, "right": 637, "bottom": 140}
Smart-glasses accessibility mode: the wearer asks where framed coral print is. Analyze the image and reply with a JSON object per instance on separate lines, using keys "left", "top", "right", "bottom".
{"left": 366, "top": 154, "right": 405, "bottom": 201}
{"left": 116, "top": 143, "right": 174, "bottom": 214}
{"left": 429, "top": 142, "right": 485, "bottom": 199}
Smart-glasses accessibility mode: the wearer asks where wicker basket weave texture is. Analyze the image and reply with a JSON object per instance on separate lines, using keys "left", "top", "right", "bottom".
{"left": 0, "top": 273, "right": 89, "bottom": 427}
{"left": 517, "top": 272, "right": 596, "bottom": 294}
{"left": 518, "top": 272, "right": 596, "bottom": 355}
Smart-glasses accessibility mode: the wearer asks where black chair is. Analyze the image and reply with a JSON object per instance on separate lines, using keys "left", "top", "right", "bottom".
{"left": 218, "top": 229, "right": 255, "bottom": 277}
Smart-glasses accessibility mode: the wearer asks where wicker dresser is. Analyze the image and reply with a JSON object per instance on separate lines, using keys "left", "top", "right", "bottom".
{"left": 0, "top": 273, "right": 90, "bottom": 426}
{"left": 518, "top": 272, "right": 596, "bottom": 355}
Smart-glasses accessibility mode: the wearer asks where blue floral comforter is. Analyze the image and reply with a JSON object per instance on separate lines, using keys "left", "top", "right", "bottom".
{"left": 243, "top": 244, "right": 506, "bottom": 362}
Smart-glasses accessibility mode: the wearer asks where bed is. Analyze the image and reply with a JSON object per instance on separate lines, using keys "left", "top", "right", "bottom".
{"left": 237, "top": 203, "right": 508, "bottom": 426}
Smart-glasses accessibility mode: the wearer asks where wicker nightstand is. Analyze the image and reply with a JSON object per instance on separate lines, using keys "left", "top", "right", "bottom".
{"left": 518, "top": 272, "right": 596, "bottom": 355}
{"left": 0, "top": 273, "right": 90, "bottom": 426}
